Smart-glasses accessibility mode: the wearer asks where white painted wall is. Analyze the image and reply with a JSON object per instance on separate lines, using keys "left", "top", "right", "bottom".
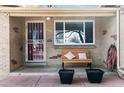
{"left": 120, "top": 6, "right": 124, "bottom": 68}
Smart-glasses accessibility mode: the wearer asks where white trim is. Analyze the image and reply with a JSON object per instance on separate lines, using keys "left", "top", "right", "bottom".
{"left": 63, "top": 21, "right": 65, "bottom": 44}
{"left": 54, "top": 43, "right": 95, "bottom": 46}
{"left": 25, "top": 20, "right": 46, "bottom": 63}
{"left": 93, "top": 20, "right": 95, "bottom": 44}
{"left": 25, "top": 21, "right": 28, "bottom": 62}
{"left": 54, "top": 20, "right": 95, "bottom": 45}
{"left": 117, "top": 10, "right": 120, "bottom": 69}
{"left": 0, "top": 7, "right": 117, "bottom": 17}
{"left": 83, "top": 21, "right": 85, "bottom": 43}
{"left": 54, "top": 20, "right": 94, "bottom": 22}
{"left": 54, "top": 21, "right": 56, "bottom": 45}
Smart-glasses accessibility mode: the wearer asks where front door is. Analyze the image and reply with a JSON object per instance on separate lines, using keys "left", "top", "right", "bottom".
{"left": 25, "top": 21, "right": 46, "bottom": 64}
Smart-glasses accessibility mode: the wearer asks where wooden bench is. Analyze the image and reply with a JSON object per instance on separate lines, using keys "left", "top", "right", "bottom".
{"left": 61, "top": 48, "right": 93, "bottom": 68}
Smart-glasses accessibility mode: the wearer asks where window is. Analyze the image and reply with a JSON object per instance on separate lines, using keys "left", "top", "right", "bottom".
{"left": 54, "top": 20, "right": 95, "bottom": 45}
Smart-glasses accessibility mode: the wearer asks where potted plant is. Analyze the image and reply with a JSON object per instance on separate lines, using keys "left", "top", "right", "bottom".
{"left": 86, "top": 69, "right": 104, "bottom": 83}
{"left": 58, "top": 63, "right": 74, "bottom": 84}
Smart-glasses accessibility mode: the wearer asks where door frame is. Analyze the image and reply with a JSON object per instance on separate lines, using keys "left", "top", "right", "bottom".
{"left": 25, "top": 20, "right": 46, "bottom": 63}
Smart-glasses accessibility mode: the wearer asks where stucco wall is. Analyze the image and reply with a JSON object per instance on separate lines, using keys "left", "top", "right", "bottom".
{"left": 0, "top": 13, "right": 10, "bottom": 75}
{"left": 10, "top": 17, "right": 25, "bottom": 71}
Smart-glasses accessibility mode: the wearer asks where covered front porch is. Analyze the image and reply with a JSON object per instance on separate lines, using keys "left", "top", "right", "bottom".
{"left": 0, "top": 6, "right": 119, "bottom": 75}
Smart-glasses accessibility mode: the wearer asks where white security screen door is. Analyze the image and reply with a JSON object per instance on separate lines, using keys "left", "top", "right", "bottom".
{"left": 26, "top": 21, "right": 46, "bottom": 63}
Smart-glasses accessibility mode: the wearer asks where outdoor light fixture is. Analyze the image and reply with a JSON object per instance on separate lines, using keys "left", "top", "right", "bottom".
{"left": 46, "top": 17, "right": 51, "bottom": 21}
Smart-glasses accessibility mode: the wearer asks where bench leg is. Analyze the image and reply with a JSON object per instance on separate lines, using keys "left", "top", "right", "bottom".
{"left": 62, "top": 62, "right": 65, "bottom": 69}
{"left": 87, "top": 63, "right": 92, "bottom": 69}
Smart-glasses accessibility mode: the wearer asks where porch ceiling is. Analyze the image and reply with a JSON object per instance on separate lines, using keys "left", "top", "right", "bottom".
{"left": 0, "top": 7, "right": 118, "bottom": 17}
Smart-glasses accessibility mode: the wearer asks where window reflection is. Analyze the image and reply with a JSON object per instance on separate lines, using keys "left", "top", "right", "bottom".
{"left": 56, "top": 22, "right": 64, "bottom": 43}
{"left": 65, "top": 22, "right": 84, "bottom": 43}
{"left": 55, "top": 21, "right": 94, "bottom": 45}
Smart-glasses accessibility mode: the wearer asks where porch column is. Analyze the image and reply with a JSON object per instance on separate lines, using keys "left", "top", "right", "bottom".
{"left": 120, "top": 6, "right": 124, "bottom": 69}
{"left": 0, "top": 13, "right": 10, "bottom": 75}
{"left": 117, "top": 6, "right": 124, "bottom": 79}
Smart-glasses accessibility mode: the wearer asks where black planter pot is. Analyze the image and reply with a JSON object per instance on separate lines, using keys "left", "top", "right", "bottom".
{"left": 59, "top": 69, "right": 74, "bottom": 84}
{"left": 86, "top": 69, "right": 104, "bottom": 83}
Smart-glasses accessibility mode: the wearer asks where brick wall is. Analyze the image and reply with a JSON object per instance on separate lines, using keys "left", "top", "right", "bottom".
{"left": 98, "top": 17, "right": 116, "bottom": 68}
{"left": 10, "top": 17, "right": 25, "bottom": 71}
{"left": 0, "top": 13, "right": 10, "bottom": 75}
{"left": 25, "top": 17, "right": 110, "bottom": 68}
{"left": 0, "top": 15, "right": 118, "bottom": 74}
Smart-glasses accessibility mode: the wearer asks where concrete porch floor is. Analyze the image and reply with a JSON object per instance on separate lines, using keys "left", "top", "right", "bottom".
{"left": 0, "top": 71, "right": 124, "bottom": 87}
{"left": 10, "top": 64, "right": 110, "bottom": 75}
{"left": 4, "top": 64, "right": 124, "bottom": 87}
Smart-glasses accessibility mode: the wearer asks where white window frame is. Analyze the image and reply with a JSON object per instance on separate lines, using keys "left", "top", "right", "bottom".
{"left": 54, "top": 20, "right": 95, "bottom": 45}
{"left": 25, "top": 20, "right": 46, "bottom": 62}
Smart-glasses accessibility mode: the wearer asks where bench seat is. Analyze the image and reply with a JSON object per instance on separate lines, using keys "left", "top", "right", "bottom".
{"left": 61, "top": 48, "right": 93, "bottom": 68}
{"left": 62, "top": 58, "right": 93, "bottom": 63}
